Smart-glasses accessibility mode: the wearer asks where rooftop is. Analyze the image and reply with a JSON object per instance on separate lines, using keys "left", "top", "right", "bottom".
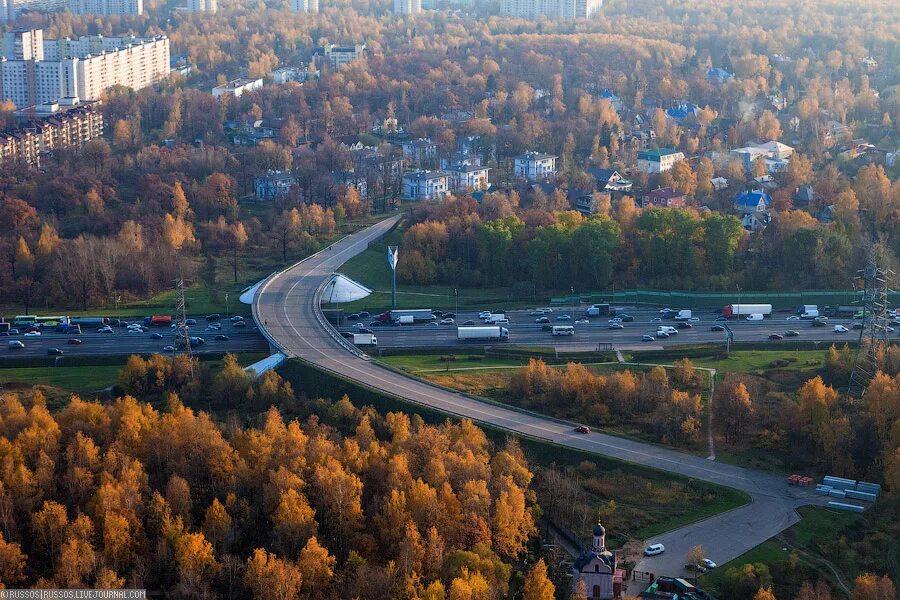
{"left": 638, "top": 148, "right": 682, "bottom": 160}
{"left": 516, "top": 151, "right": 558, "bottom": 161}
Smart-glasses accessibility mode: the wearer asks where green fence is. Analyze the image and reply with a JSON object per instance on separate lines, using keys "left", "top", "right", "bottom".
{"left": 549, "top": 289, "right": 897, "bottom": 310}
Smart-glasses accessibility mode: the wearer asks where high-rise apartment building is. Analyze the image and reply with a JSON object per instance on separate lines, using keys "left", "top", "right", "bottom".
{"left": 393, "top": 0, "right": 421, "bottom": 14}
{"left": 0, "top": 30, "right": 170, "bottom": 109}
{"left": 68, "top": 0, "right": 142, "bottom": 15}
{"left": 500, "top": 0, "right": 600, "bottom": 19}
{"left": 291, "top": 0, "right": 318, "bottom": 12}
{"left": 183, "top": 0, "right": 216, "bottom": 13}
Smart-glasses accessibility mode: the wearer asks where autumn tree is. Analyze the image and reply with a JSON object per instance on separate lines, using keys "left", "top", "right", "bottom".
{"left": 244, "top": 548, "right": 302, "bottom": 600}
{"left": 523, "top": 559, "right": 555, "bottom": 600}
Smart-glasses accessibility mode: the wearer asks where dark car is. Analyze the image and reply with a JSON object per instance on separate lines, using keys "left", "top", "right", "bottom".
{"left": 206, "top": 314, "right": 221, "bottom": 322}
{"left": 676, "top": 322, "right": 693, "bottom": 329}
{"left": 185, "top": 318, "right": 197, "bottom": 325}
{"left": 346, "top": 313, "right": 360, "bottom": 321}
{"left": 574, "top": 425, "right": 590, "bottom": 434}
{"left": 710, "top": 325, "right": 725, "bottom": 332}
{"left": 232, "top": 320, "right": 247, "bottom": 328}
{"left": 535, "top": 316, "right": 550, "bottom": 324}
{"left": 541, "top": 324, "right": 554, "bottom": 332}
{"left": 358, "top": 328, "right": 373, "bottom": 334}
{"left": 432, "top": 310, "right": 444, "bottom": 317}
{"left": 618, "top": 314, "right": 635, "bottom": 322}
{"left": 358, "top": 311, "right": 370, "bottom": 318}
{"left": 150, "top": 332, "right": 164, "bottom": 339}
{"left": 214, "top": 334, "right": 230, "bottom": 341}
{"left": 811, "top": 319, "right": 827, "bottom": 327}
{"left": 785, "top": 330, "right": 800, "bottom": 337}
{"left": 462, "top": 320, "right": 475, "bottom": 326}
{"left": 47, "top": 348, "right": 64, "bottom": 356}
{"left": 769, "top": 334, "right": 784, "bottom": 341}
{"left": 715, "top": 316, "right": 727, "bottom": 322}
{"left": 443, "top": 313, "right": 456, "bottom": 319}
{"left": 341, "top": 331, "right": 354, "bottom": 339}
{"left": 67, "top": 338, "right": 82, "bottom": 345}
{"left": 230, "top": 316, "right": 244, "bottom": 323}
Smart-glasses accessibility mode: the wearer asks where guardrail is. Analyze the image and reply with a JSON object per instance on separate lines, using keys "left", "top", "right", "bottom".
{"left": 312, "top": 276, "right": 371, "bottom": 360}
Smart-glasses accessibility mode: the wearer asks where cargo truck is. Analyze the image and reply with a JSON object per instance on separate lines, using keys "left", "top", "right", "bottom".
{"left": 144, "top": 315, "right": 173, "bottom": 326}
{"left": 485, "top": 313, "right": 509, "bottom": 324}
{"left": 722, "top": 304, "right": 772, "bottom": 317}
{"left": 675, "top": 309, "right": 692, "bottom": 321}
{"left": 799, "top": 305, "right": 819, "bottom": 319}
{"left": 376, "top": 309, "right": 435, "bottom": 323}
{"left": 70, "top": 317, "right": 110, "bottom": 328}
{"left": 457, "top": 326, "right": 509, "bottom": 341}
{"left": 352, "top": 333, "right": 377, "bottom": 346}
{"left": 398, "top": 315, "right": 415, "bottom": 325}
{"left": 584, "top": 304, "right": 614, "bottom": 317}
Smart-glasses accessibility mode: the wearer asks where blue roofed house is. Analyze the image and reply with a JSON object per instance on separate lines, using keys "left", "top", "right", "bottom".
{"left": 735, "top": 189, "right": 772, "bottom": 232}
{"left": 572, "top": 520, "right": 622, "bottom": 600}
{"left": 665, "top": 103, "right": 700, "bottom": 122}
{"left": 255, "top": 171, "right": 297, "bottom": 201}
{"left": 706, "top": 67, "right": 734, "bottom": 84}
{"left": 599, "top": 89, "right": 624, "bottom": 112}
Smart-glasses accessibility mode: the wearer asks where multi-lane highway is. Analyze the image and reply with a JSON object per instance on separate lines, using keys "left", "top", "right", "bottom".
{"left": 336, "top": 306, "right": 875, "bottom": 349}
{"left": 2, "top": 319, "right": 269, "bottom": 359}
{"left": 254, "top": 215, "right": 837, "bottom": 578}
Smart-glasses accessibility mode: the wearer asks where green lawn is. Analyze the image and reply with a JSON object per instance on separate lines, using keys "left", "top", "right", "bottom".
{"left": 689, "top": 350, "right": 826, "bottom": 373}
{"left": 379, "top": 352, "right": 533, "bottom": 372}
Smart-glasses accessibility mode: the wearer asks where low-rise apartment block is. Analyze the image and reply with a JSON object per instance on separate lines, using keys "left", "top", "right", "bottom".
{"left": 636, "top": 148, "right": 684, "bottom": 174}
{"left": 513, "top": 151, "right": 558, "bottom": 181}
{"left": 212, "top": 78, "right": 263, "bottom": 100}
{"left": 448, "top": 163, "right": 490, "bottom": 192}
{"left": 403, "top": 170, "right": 449, "bottom": 201}
{"left": 314, "top": 44, "right": 366, "bottom": 70}
{"left": 0, "top": 103, "right": 103, "bottom": 166}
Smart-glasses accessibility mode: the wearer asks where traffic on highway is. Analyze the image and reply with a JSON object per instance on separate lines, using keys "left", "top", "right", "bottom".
{"left": 334, "top": 304, "right": 899, "bottom": 349}
{"left": 2, "top": 314, "right": 269, "bottom": 358}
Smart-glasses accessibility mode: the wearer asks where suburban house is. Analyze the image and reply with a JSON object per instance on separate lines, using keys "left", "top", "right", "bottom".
{"left": 338, "top": 135, "right": 374, "bottom": 152}
{"left": 642, "top": 187, "right": 688, "bottom": 209}
{"left": 514, "top": 151, "right": 558, "bottom": 180}
{"left": 734, "top": 189, "right": 772, "bottom": 213}
{"left": 572, "top": 521, "right": 623, "bottom": 600}
{"left": 665, "top": 103, "right": 700, "bottom": 122}
{"left": 401, "top": 138, "right": 438, "bottom": 166}
{"left": 636, "top": 148, "right": 685, "bottom": 174}
{"left": 730, "top": 141, "right": 794, "bottom": 173}
{"left": 793, "top": 185, "right": 817, "bottom": 207}
{"left": 599, "top": 89, "right": 624, "bottom": 111}
{"left": 735, "top": 189, "right": 773, "bottom": 232}
{"left": 711, "top": 176, "right": 728, "bottom": 191}
{"left": 402, "top": 170, "right": 450, "bottom": 200}
{"left": 706, "top": 67, "right": 734, "bottom": 84}
{"left": 570, "top": 189, "right": 611, "bottom": 216}
{"left": 588, "top": 168, "right": 633, "bottom": 192}
{"left": 448, "top": 163, "right": 490, "bottom": 192}
{"left": 255, "top": 171, "right": 296, "bottom": 201}
{"left": 332, "top": 170, "right": 368, "bottom": 198}
{"left": 272, "top": 65, "right": 318, "bottom": 84}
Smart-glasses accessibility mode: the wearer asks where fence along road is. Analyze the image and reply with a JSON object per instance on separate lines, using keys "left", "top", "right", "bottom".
{"left": 253, "top": 215, "right": 831, "bottom": 577}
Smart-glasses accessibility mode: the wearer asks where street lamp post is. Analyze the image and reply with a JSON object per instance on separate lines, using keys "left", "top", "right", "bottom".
{"left": 571, "top": 286, "right": 575, "bottom": 321}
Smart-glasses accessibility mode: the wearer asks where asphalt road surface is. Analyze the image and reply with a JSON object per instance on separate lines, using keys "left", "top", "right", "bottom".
{"left": 336, "top": 306, "right": 886, "bottom": 349}
{"left": 2, "top": 319, "right": 269, "bottom": 359}
{"left": 254, "top": 216, "right": 837, "bottom": 579}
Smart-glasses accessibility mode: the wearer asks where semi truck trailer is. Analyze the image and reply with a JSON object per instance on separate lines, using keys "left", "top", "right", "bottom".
{"left": 352, "top": 333, "right": 377, "bottom": 346}
{"left": 722, "top": 304, "right": 773, "bottom": 317}
{"left": 457, "top": 326, "right": 509, "bottom": 341}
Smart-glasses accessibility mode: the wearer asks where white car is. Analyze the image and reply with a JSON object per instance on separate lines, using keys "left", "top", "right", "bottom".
{"left": 702, "top": 559, "right": 717, "bottom": 569}
{"left": 644, "top": 544, "right": 666, "bottom": 556}
{"left": 786, "top": 315, "right": 800, "bottom": 321}
{"left": 98, "top": 326, "right": 113, "bottom": 333}
{"left": 834, "top": 325, "right": 848, "bottom": 333}
{"left": 478, "top": 311, "right": 492, "bottom": 319}
{"left": 440, "top": 318, "right": 455, "bottom": 325}
{"left": 538, "top": 307, "right": 553, "bottom": 313}
{"left": 23, "top": 331, "right": 41, "bottom": 337}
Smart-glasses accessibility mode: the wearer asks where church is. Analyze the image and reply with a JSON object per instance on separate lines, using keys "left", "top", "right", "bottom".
{"left": 572, "top": 520, "right": 623, "bottom": 599}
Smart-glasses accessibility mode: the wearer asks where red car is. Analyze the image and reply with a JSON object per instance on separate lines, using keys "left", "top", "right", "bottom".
{"left": 67, "top": 338, "right": 83, "bottom": 345}
{"left": 574, "top": 425, "right": 590, "bottom": 434}
{"left": 768, "top": 334, "right": 784, "bottom": 341}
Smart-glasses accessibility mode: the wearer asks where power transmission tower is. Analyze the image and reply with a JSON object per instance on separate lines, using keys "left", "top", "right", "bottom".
{"left": 173, "top": 277, "right": 194, "bottom": 378}
{"left": 846, "top": 251, "right": 893, "bottom": 398}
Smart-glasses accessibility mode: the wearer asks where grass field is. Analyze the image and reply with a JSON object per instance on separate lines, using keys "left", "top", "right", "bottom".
{"left": 688, "top": 350, "right": 826, "bottom": 373}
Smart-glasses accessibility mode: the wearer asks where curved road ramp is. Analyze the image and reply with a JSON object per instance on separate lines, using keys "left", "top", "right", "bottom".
{"left": 254, "top": 215, "right": 836, "bottom": 576}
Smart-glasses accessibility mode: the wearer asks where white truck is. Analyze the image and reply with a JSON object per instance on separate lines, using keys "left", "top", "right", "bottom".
{"left": 723, "top": 304, "right": 773, "bottom": 317}
{"left": 458, "top": 326, "right": 509, "bottom": 341}
{"left": 675, "top": 309, "right": 692, "bottom": 321}
{"left": 352, "top": 333, "right": 377, "bottom": 346}
{"left": 800, "top": 305, "right": 819, "bottom": 319}
{"left": 485, "top": 313, "right": 509, "bottom": 324}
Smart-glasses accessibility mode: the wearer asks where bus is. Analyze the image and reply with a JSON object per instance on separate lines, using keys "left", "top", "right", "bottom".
{"left": 12, "top": 315, "right": 36, "bottom": 327}
{"left": 552, "top": 325, "right": 575, "bottom": 336}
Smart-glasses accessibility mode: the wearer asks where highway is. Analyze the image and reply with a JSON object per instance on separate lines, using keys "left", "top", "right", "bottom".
{"left": 336, "top": 307, "right": 879, "bottom": 350}
{"left": 254, "top": 215, "right": 836, "bottom": 579}
{"left": 2, "top": 319, "right": 269, "bottom": 359}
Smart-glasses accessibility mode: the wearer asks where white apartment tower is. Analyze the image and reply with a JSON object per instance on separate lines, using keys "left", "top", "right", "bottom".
{"left": 184, "top": 0, "right": 216, "bottom": 12}
{"left": 393, "top": 0, "right": 421, "bottom": 14}
{"left": 501, "top": 0, "right": 600, "bottom": 19}
{"left": 0, "top": 30, "right": 170, "bottom": 109}
{"left": 291, "top": 0, "right": 318, "bottom": 12}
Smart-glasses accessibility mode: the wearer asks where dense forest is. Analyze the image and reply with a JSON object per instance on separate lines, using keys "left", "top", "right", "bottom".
{"left": 0, "top": 366, "right": 541, "bottom": 597}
